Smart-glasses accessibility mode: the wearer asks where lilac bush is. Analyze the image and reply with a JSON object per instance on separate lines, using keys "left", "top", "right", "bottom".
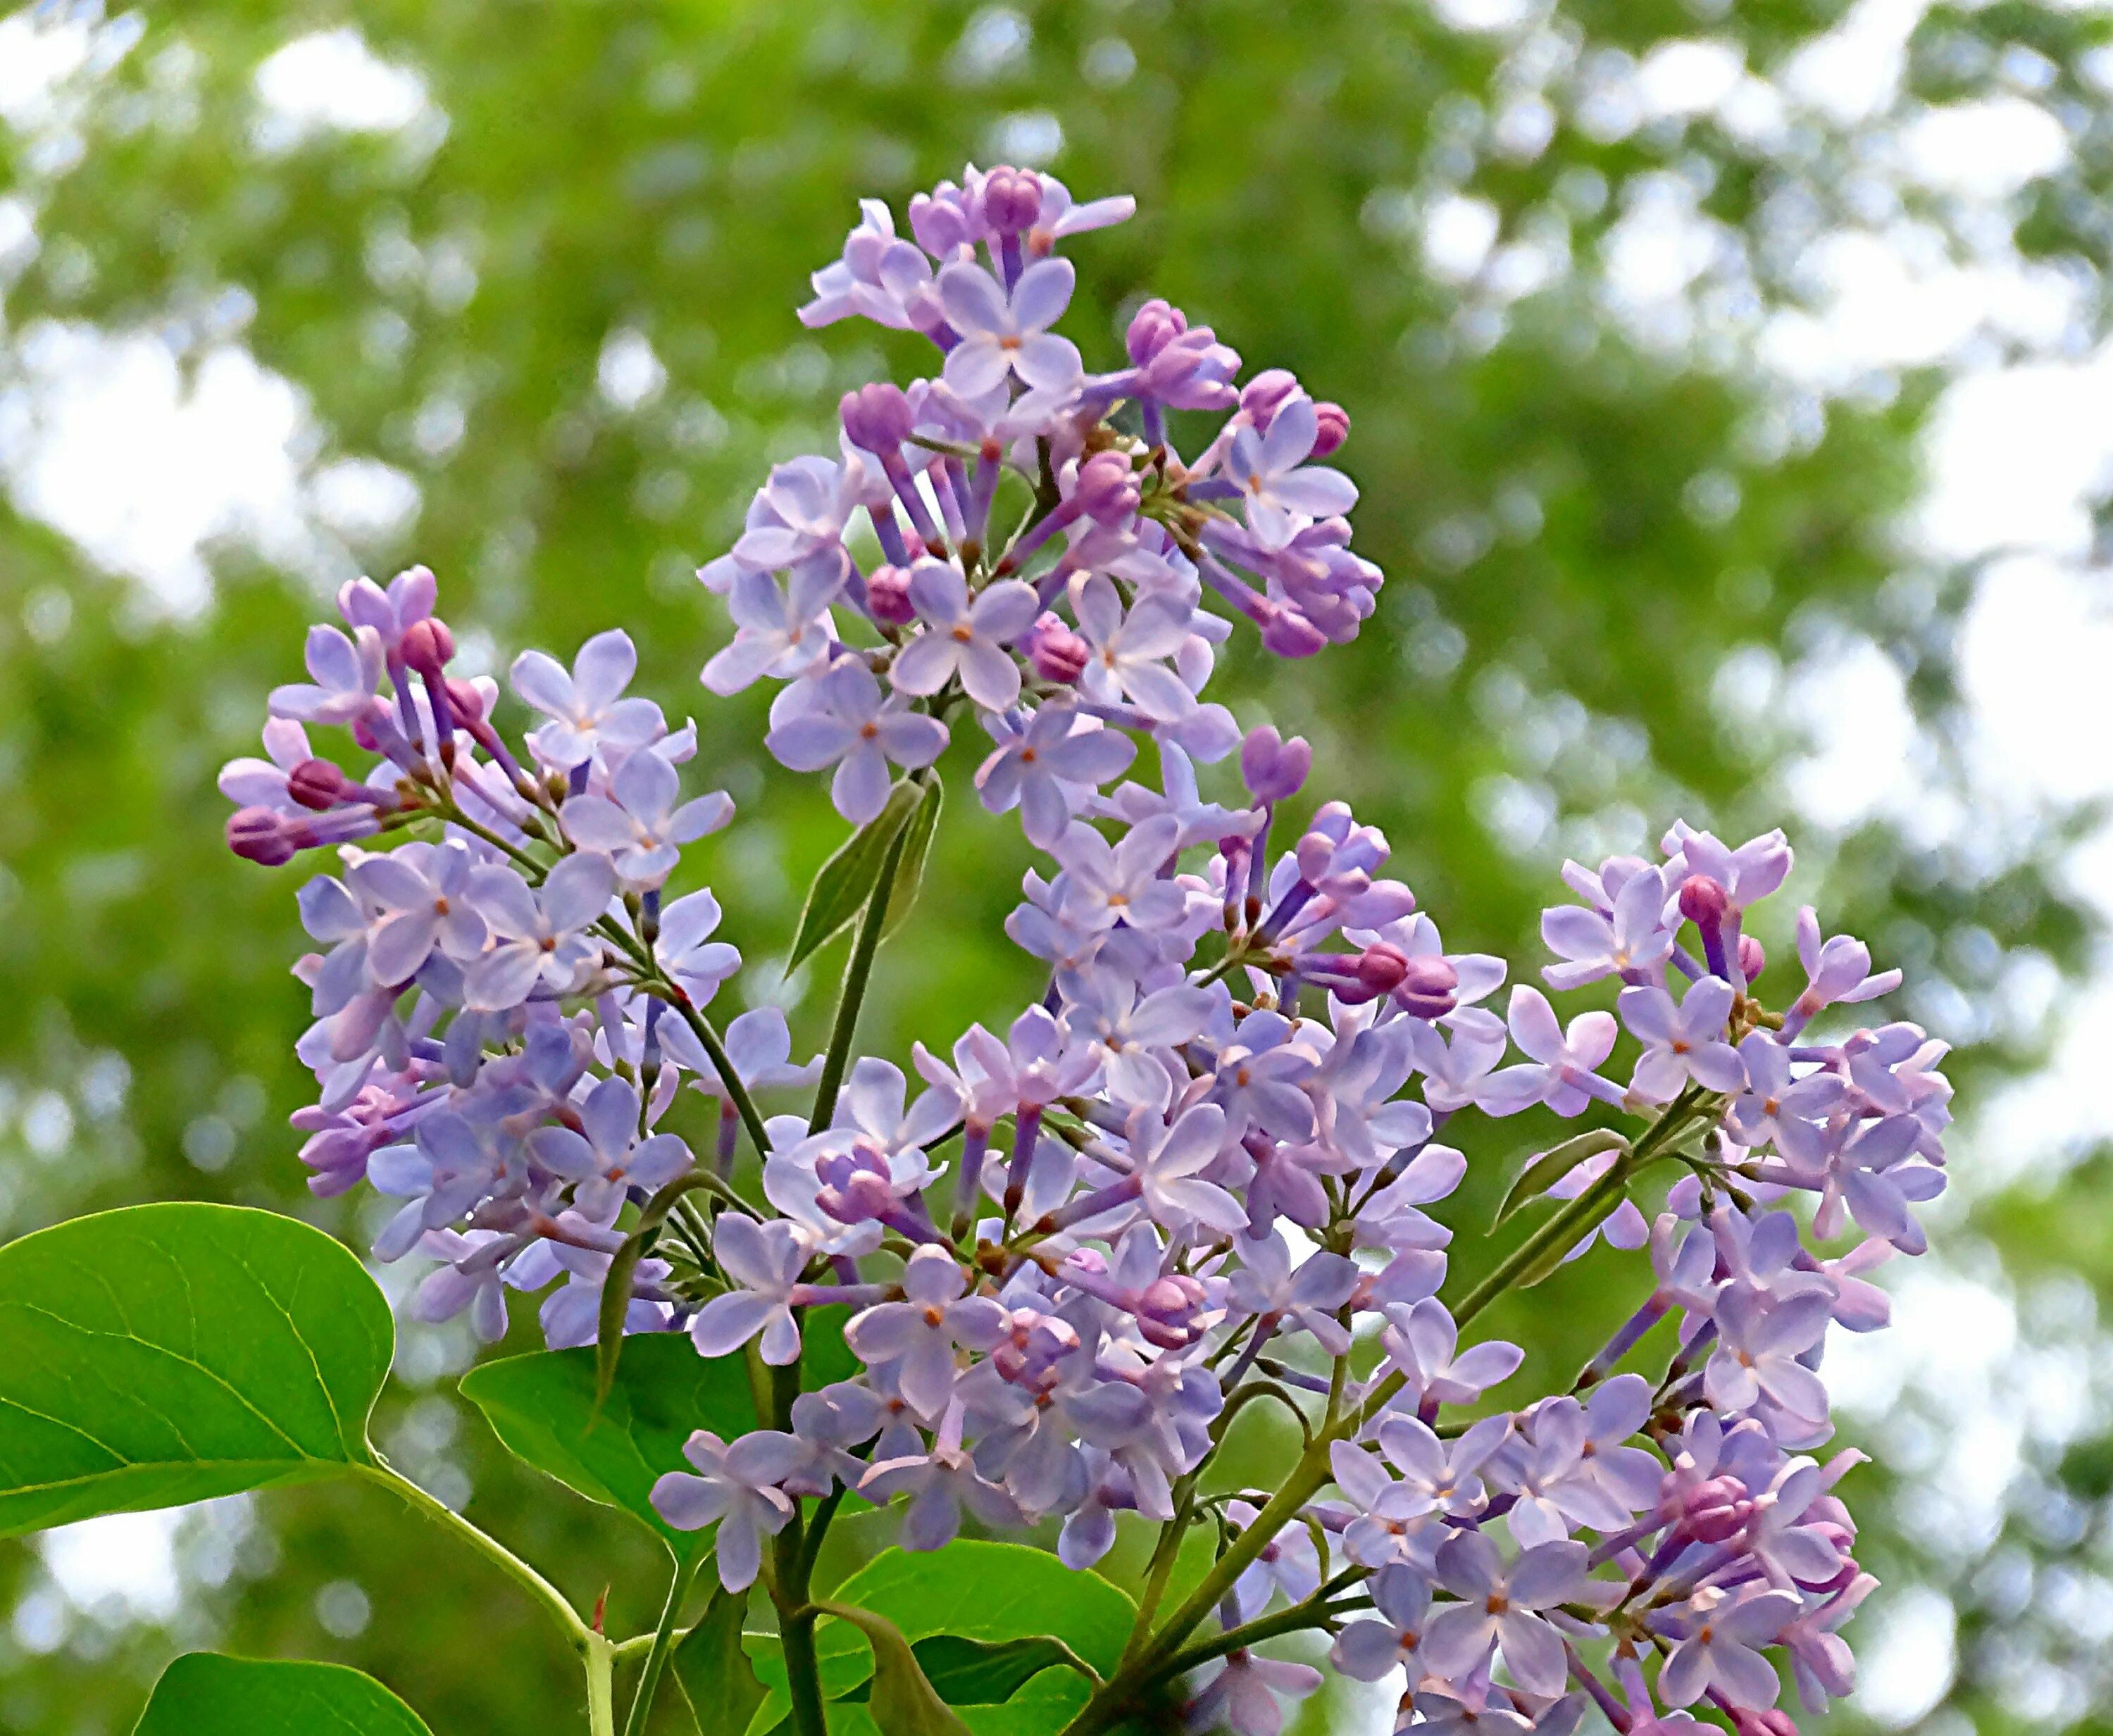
{"left": 215, "top": 166, "right": 1948, "bottom": 1736}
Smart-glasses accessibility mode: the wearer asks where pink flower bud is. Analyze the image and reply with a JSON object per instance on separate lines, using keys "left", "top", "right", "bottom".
{"left": 865, "top": 563, "right": 917, "bottom": 626}
{"left": 446, "top": 677, "right": 490, "bottom": 723}
{"left": 1731, "top": 1711, "right": 1797, "bottom": 1736}
{"left": 399, "top": 616, "right": 454, "bottom": 674}
{"left": 287, "top": 758, "right": 352, "bottom": 811}
{"left": 1311, "top": 401, "right": 1350, "bottom": 457}
{"left": 981, "top": 166, "right": 1042, "bottom": 236}
{"left": 840, "top": 382, "right": 915, "bottom": 455}
{"left": 1679, "top": 873, "right": 1730, "bottom": 928}
{"left": 1025, "top": 612, "right": 1090, "bottom": 685}
{"left": 226, "top": 807, "right": 295, "bottom": 866}
{"left": 1738, "top": 934, "right": 1766, "bottom": 985}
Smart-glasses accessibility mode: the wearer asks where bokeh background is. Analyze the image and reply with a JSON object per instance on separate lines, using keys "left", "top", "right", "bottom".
{"left": 3, "top": 0, "right": 2112, "bottom": 1730}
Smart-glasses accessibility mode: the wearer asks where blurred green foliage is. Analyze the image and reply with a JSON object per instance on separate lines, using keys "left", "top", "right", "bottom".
{"left": 3, "top": 0, "right": 2112, "bottom": 1731}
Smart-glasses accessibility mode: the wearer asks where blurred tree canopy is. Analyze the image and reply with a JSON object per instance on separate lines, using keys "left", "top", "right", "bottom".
{"left": 2, "top": 0, "right": 2112, "bottom": 1731}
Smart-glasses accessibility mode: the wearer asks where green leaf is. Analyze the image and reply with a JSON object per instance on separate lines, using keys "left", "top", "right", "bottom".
{"left": 823, "top": 1543, "right": 1133, "bottom": 1678}
{"left": 459, "top": 1335, "right": 752, "bottom": 1552}
{"left": 750, "top": 1541, "right": 1133, "bottom": 1723}
{"left": 1514, "top": 1185, "right": 1630, "bottom": 1289}
{"left": 132, "top": 1653, "right": 431, "bottom": 1735}
{"left": 1493, "top": 1129, "right": 1630, "bottom": 1228}
{"left": 836, "top": 1636, "right": 1092, "bottom": 1706}
{"left": 785, "top": 780, "right": 921, "bottom": 973}
{"left": 594, "top": 1172, "right": 721, "bottom": 1405}
{"left": 0, "top": 1202, "right": 392, "bottom": 1537}
{"left": 880, "top": 776, "right": 944, "bottom": 937}
{"left": 815, "top": 1604, "right": 971, "bottom": 1736}
{"left": 671, "top": 1585, "right": 768, "bottom": 1736}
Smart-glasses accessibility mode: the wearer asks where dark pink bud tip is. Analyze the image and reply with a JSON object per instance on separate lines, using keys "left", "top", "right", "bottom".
{"left": 1731, "top": 1711, "right": 1797, "bottom": 1736}
{"left": 1738, "top": 934, "right": 1766, "bottom": 985}
{"left": 287, "top": 758, "right": 352, "bottom": 811}
{"left": 399, "top": 617, "right": 455, "bottom": 673}
{"left": 840, "top": 382, "right": 915, "bottom": 454}
{"left": 1678, "top": 873, "right": 1730, "bottom": 927}
{"left": 982, "top": 166, "right": 1042, "bottom": 235}
{"left": 1025, "top": 613, "right": 1090, "bottom": 685}
{"left": 1311, "top": 401, "right": 1350, "bottom": 458}
{"left": 446, "top": 677, "right": 490, "bottom": 723}
{"left": 226, "top": 807, "right": 295, "bottom": 866}
{"left": 866, "top": 564, "right": 916, "bottom": 626}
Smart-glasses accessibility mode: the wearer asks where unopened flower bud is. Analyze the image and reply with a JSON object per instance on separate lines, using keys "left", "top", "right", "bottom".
{"left": 1240, "top": 368, "right": 1299, "bottom": 432}
{"left": 1393, "top": 955, "right": 1460, "bottom": 1020}
{"left": 446, "top": 677, "right": 489, "bottom": 723}
{"left": 1730, "top": 1711, "right": 1797, "bottom": 1736}
{"left": 287, "top": 758, "right": 352, "bottom": 811}
{"left": 1679, "top": 874, "right": 1730, "bottom": 928}
{"left": 981, "top": 166, "right": 1042, "bottom": 236}
{"left": 1126, "top": 296, "right": 1188, "bottom": 368}
{"left": 1073, "top": 451, "right": 1139, "bottom": 524}
{"left": 839, "top": 382, "right": 914, "bottom": 454}
{"left": 399, "top": 616, "right": 455, "bottom": 674}
{"left": 1672, "top": 1473, "right": 1751, "bottom": 1543}
{"left": 226, "top": 807, "right": 295, "bottom": 866}
{"left": 866, "top": 563, "right": 916, "bottom": 625}
{"left": 1025, "top": 612, "right": 1090, "bottom": 685}
{"left": 1352, "top": 942, "right": 1411, "bottom": 997}
{"left": 1311, "top": 401, "right": 1350, "bottom": 457}
{"left": 1240, "top": 724, "right": 1312, "bottom": 803}
{"left": 1135, "top": 1273, "right": 1208, "bottom": 1349}
{"left": 1261, "top": 608, "right": 1328, "bottom": 658}
{"left": 1738, "top": 934, "right": 1766, "bottom": 985}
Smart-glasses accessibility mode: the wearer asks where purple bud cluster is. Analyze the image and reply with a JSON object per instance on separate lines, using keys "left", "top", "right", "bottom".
{"left": 219, "top": 171, "right": 1950, "bottom": 1736}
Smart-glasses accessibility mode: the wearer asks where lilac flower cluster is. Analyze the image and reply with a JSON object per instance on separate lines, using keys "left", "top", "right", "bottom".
{"left": 221, "top": 168, "right": 1949, "bottom": 1736}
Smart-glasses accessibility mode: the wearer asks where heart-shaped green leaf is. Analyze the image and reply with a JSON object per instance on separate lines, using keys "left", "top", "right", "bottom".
{"left": 461, "top": 1324, "right": 861, "bottom": 1553}
{"left": 0, "top": 1202, "right": 393, "bottom": 1537}
{"left": 132, "top": 1653, "right": 431, "bottom": 1735}
{"left": 459, "top": 1334, "right": 752, "bottom": 1551}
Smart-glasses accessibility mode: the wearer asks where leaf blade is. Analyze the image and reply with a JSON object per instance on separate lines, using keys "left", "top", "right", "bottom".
{"left": 786, "top": 780, "right": 921, "bottom": 974}
{"left": 132, "top": 1652, "right": 432, "bottom": 1735}
{"left": 880, "top": 776, "right": 943, "bottom": 938}
{"left": 671, "top": 1585, "right": 769, "bottom": 1736}
{"left": 815, "top": 1604, "right": 971, "bottom": 1736}
{"left": 459, "top": 1335, "right": 754, "bottom": 1552}
{"left": 0, "top": 1203, "right": 393, "bottom": 1537}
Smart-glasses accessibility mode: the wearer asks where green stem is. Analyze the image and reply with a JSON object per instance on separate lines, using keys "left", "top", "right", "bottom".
{"left": 779, "top": 1606, "right": 828, "bottom": 1736}
{"left": 621, "top": 1552, "right": 703, "bottom": 1736}
{"left": 360, "top": 1460, "right": 587, "bottom": 1653}
{"left": 585, "top": 1631, "right": 617, "bottom": 1736}
{"left": 808, "top": 794, "right": 918, "bottom": 1132}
